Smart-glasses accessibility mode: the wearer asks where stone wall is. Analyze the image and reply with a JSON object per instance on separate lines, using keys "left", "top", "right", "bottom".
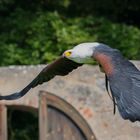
{"left": 0, "top": 61, "right": 140, "bottom": 140}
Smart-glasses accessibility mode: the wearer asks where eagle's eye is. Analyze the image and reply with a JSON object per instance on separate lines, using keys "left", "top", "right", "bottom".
{"left": 64, "top": 51, "right": 72, "bottom": 57}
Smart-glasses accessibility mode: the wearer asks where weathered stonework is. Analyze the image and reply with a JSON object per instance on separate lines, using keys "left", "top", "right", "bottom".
{"left": 0, "top": 61, "right": 140, "bottom": 140}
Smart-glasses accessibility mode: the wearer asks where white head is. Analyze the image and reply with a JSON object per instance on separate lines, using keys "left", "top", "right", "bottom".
{"left": 63, "top": 42, "right": 100, "bottom": 63}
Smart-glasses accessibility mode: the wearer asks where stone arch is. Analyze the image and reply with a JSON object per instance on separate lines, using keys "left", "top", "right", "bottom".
{"left": 39, "top": 90, "right": 96, "bottom": 140}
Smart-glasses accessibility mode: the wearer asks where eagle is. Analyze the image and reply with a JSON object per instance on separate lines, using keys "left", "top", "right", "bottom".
{"left": 0, "top": 42, "right": 140, "bottom": 122}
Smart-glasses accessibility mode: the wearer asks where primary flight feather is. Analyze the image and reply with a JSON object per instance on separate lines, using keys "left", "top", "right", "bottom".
{"left": 0, "top": 42, "right": 140, "bottom": 122}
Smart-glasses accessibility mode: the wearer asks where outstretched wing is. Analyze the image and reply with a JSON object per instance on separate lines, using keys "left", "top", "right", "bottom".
{"left": 109, "top": 60, "right": 140, "bottom": 122}
{"left": 0, "top": 56, "right": 82, "bottom": 100}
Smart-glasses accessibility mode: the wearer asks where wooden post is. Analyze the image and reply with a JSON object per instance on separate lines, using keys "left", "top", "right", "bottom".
{"left": 39, "top": 94, "right": 48, "bottom": 140}
{"left": 0, "top": 105, "right": 7, "bottom": 140}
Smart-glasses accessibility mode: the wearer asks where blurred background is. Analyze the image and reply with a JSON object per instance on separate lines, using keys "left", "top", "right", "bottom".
{"left": 0, "top": 0, "right": 140, "bottom": 66}
{"left": 0, "top": 0, "right": 140, "bottom": 140}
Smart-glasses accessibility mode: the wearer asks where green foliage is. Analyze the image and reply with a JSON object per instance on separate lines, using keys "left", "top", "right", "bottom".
{"left": 0, "top": 10, "right": 97, "bottom": 65}
{"left": 1, "top": 11, "right": 140, "bottom": 66}
{"left": 0, "top": 0, "right": 140, "bottom": 67}
{"left": 93, "top": 17, "right": 140, "bottom": 59}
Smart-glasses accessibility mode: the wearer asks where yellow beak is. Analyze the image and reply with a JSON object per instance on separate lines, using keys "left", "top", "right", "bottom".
{"left": 64, "top": 51, "right": 72, "bottom": 57}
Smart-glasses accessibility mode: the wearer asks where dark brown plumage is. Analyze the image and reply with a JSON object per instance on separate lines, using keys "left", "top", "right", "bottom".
{"left": 0, "top": 56, "right": 82, "bottom": 100}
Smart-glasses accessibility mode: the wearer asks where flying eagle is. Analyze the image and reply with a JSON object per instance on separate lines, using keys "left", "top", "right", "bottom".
{"left": 0, "top": 42, "right": 140, "bottom": 122}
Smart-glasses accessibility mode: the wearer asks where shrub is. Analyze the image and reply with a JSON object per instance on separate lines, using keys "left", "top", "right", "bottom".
{"left": 0, "top": 10, "right": 140, "bottom": 66}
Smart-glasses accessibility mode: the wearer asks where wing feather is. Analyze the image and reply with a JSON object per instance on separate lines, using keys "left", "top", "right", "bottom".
{"left": 109, "top": 60, "right": 140, "bottom": 122}
{"left": 0, "top": 56, "right": 82, "bottom": 100}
